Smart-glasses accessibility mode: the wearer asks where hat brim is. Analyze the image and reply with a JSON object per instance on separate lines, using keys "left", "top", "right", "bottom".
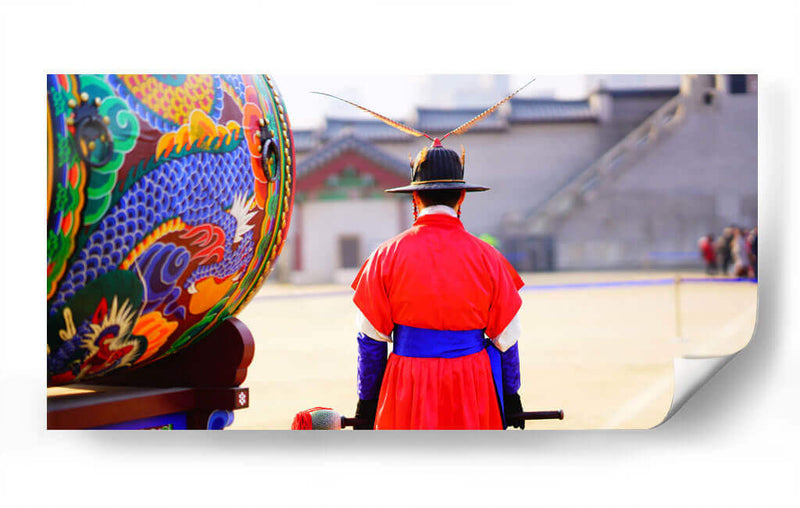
{"left": 385, "top": 182, "right": 490, "bottom": 193}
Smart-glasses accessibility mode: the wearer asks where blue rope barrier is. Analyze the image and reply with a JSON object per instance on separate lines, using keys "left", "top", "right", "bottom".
{"left": 254, "top": 276, "right": 757, "bottom": 301}
{"left": 522, "top": 277, "right": 758, "bottom": 291}
{"left": 521, "top": 276, "right": 757, "bottom": 292}
{"left": 679, "top": 277, "right": 758, "bottom": 284}
{"left": 521, "top": 278, "right": 675, "bottom": 291}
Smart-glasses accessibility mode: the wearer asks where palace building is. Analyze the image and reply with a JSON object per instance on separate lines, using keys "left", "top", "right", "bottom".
{"left": 274, "top": 75, "right": 757, "bottom": 284}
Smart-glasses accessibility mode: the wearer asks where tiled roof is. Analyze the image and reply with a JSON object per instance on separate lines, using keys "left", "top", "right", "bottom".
{"left": 606, "top": 87, "right": 680, "bottom": 98}
{"left": 415, "top": 108, "right": 507, "bottom": 135}
{"left": 509, "top": 98, "right": 596, "bottom": 123}
{"left": 298, "top": 95, "right": 611, "bottom": 149}
{"left": 296, "top": 133, "right": 410, "bottom": 178}
{"left": 323, "top": 118, "right": 412, "bottom": 142}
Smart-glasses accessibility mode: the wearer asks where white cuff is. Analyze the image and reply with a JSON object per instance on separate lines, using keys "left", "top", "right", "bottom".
{"left": 490, "top": 313, "right": 521, "bottom": 352}
{"left": 356, "top": 311, "right": 392, "bottom": 342}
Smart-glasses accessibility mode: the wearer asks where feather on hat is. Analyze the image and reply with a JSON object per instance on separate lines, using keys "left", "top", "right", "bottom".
{"left": 312, "top": 77, "right": 535, "bottom": 193}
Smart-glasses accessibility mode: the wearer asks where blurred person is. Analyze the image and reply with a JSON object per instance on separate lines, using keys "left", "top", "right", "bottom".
{"left": 716, "top": 227, "right": 734, "bottom": 275}
{"left": 351, "top": 141, "right": 525, "bottom": 430}
{"left": 732, "top": 228, "right": 753, "bottom": 278}
{"left": 747, "top": 227, "right": 758, "bottom": 278}
{"left": 698, "top": 234, "right": 718, "bottom": 275}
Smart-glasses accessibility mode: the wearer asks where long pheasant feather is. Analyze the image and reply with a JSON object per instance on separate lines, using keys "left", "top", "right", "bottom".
{"left": 312, "top": 91, "right": 433, "bottom": 140}
{"left": 441, "top": 77, "right": 536, "bottom": 140}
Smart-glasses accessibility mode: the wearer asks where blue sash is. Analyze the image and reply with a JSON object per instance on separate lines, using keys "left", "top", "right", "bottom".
{"left": 393, "top": 324, "right": 506, "bottom": 426}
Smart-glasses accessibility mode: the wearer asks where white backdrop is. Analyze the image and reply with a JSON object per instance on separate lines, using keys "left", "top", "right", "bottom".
{"left": 2, "top": 1, "right": 797, "bottom": 506}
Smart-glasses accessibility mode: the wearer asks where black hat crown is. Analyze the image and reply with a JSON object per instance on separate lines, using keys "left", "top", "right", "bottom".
{"left": 386, "top": 138, "right": 488, "bottom": 193}
{"left": 415, "top": 143, "right": 462, "bottom": 181}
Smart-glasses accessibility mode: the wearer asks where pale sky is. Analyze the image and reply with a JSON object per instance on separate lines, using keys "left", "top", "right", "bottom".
{"left": 270, "top": 74, "right": 681, "bottom": 130}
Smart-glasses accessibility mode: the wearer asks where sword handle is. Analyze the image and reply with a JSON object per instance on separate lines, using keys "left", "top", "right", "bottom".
{"left": 513, "top": 410, "right": 564, "bottom": 421}
{"left": 341, "top": 417, "right": 361, "bottom": 428}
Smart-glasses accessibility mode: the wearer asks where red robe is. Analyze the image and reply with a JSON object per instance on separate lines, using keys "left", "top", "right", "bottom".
{"left": 352, "top": 213, "right": 524, "bottom": 429}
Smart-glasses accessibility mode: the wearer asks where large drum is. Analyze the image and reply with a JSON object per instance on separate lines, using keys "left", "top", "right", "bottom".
{"left": 47, "top": 74, "right": 294, "bottom": 386}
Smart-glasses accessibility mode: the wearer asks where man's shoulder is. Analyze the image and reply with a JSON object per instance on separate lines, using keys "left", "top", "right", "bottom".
{"left": 368, "top": 227, "right": 419, "bottom": 259}
{"left": 464, "top": 231, "right": 505, "bottom": 257}
{"left": 465, "top": 233, "right": 524, "bottom": 285}
{"left": 388, "top": 224, "right": 426, "bottom": 245}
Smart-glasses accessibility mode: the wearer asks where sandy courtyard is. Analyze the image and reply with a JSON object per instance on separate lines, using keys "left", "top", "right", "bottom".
{"left": 231, "top": 270, "right": 757, "bottom": 430}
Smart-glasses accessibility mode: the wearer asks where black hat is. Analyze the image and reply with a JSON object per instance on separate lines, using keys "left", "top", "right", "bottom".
{"left": 385, "top": 138, "right": 489, "bottom": 193}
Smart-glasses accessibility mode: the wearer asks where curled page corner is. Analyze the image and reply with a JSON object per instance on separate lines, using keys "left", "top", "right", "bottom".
{"left": 657, "top": 353, "right": 738, "bottom": 426}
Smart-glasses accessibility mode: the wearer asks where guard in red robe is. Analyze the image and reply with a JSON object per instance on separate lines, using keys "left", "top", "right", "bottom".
{"left": 352, "top": 140, "right": 526, "bottom": 430}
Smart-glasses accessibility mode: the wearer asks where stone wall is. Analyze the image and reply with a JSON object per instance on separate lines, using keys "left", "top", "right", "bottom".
{"left": 551, "top": 91, "right": 757, "bottom": 270}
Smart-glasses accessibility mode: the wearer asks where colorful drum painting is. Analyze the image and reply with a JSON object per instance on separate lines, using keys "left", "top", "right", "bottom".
{"left": 46, "top": 74, "right": 294, "bottom": 386}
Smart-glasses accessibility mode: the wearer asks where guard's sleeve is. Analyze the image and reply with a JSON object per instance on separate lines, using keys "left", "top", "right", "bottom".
{"left": 484, "top": 252, "right": 525, "bottom": 340}
{"left": 357, "top": 333, "right": 388, "bottom": 400}
{"left": 351, "top": 248, "right": 394, "bottom": 338}
{"left": 500, "top": 342, "right": 521, "bottom": 396}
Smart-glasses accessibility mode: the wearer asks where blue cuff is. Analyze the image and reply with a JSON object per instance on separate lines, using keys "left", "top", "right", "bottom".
{"left": 357, "top": 333, "right": 388, "bottom": 400}
{"left": 500, "top": 342, "right": 521, "bottom": 396}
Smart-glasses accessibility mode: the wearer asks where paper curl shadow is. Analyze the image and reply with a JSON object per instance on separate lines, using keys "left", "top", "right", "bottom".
{"left": 658, "top": 354, "right": 737, "bottom": 426}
